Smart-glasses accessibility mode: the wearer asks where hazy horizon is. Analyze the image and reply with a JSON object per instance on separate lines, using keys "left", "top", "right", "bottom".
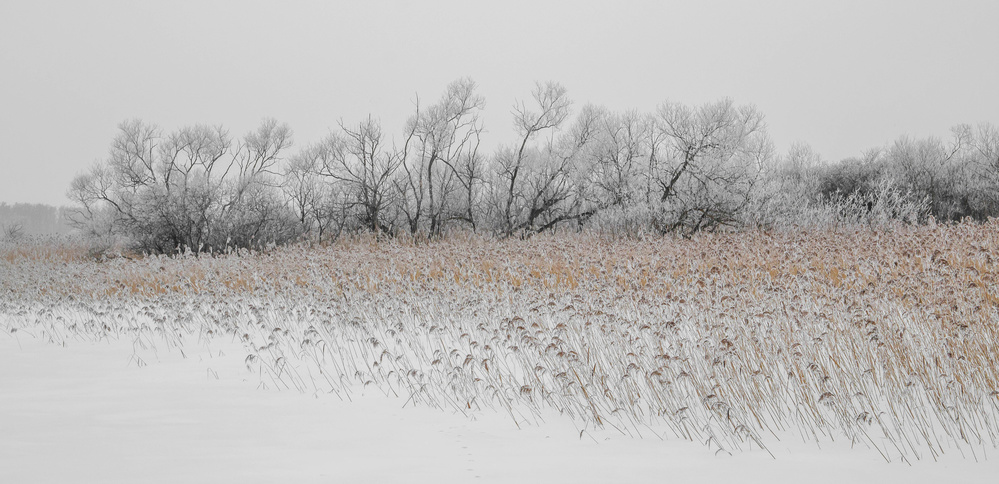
{"left": 2, "top": 0, "right": 997, "bottom": 206}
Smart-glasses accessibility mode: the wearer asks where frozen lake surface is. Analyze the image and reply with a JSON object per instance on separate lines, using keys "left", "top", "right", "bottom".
{"left": 2, "top": 333, "right": 995, "bottom": 483}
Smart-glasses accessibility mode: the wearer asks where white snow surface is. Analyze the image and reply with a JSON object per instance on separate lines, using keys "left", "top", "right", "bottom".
{"left": 2, "top": 333, "right": 996, "bottom": 484}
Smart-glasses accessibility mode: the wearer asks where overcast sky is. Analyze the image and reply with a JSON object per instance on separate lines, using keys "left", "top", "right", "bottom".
{"left": 1, "top": 0, "right": 997, "bottom": 206}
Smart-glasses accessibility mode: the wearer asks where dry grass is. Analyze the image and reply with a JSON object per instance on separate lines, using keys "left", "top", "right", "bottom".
{"left": 0, "top": 239, "right": 90, "bottom": 264}
{"left": 2, "top": 221, "right": 999, "bottom": 462}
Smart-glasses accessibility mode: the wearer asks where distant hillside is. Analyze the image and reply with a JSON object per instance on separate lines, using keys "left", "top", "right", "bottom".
{"left": 0, "top": 202, "right": 75, "bottom": 237}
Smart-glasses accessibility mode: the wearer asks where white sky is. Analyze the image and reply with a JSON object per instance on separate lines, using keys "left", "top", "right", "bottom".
{"left": 1, "top": 0, "right": 997, "bottom": 206}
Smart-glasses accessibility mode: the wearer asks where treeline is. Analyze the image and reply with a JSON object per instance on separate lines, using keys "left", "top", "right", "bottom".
{"left": 0, "top": 202, "right": 74, "bottom": 240}
{"left": 67, "top": 78, "right": 999, "bottom": 254}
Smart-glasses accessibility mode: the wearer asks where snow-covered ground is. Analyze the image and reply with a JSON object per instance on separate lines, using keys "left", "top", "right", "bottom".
{"left": 2, "top": 333, "right": 995, "bottom": 484}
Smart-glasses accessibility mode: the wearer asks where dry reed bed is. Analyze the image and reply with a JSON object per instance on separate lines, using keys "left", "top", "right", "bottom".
{"left": 2, "top": 222, "right": 999, "bottom": 462}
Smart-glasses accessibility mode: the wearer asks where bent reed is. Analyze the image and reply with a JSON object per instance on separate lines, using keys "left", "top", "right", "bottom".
{"left": 3, "top": 222, "right": 998, "bottom": 462}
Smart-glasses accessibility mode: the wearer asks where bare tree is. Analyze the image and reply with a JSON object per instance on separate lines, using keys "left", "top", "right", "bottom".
{"left": 518, "top": 104, "right": 602, "bottom": 233}
{"left": 68, "top": 119, "right": 297, "bottom": 254}
{"left": 743, "top": 142, "right": 826, "bottom": 229}
{"left": 584, "top": 108, "right": 654, "bottom": 209}
{"left": 491, "top": 81, "right": 573, "bottom": 236}
{"left": 311, "top": 117, "right": 401, "bottom": 234}
{"left": 2, "top": 221, "right": 24, "bottom": 242}
{"left": 397, "top": 78, "right": 485, "bottom": 237}
{"left": 283, "top": 151, "right": 348, "bottom": 241}
{"left": 226, "top": 120, "right": 297, "bottom": 246}
{"left": 964, "top": 122, "right": 999, "bottom": 217}
{"left": 650, "top": 98, "right": 772, "bottom": 234}
{"left": 876, "top": 124, "right": 987, "bottom": 221}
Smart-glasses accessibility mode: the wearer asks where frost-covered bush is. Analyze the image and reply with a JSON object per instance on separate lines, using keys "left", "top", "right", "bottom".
{"left": 68, "top": 119, "right": 301, "bottom": 255}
